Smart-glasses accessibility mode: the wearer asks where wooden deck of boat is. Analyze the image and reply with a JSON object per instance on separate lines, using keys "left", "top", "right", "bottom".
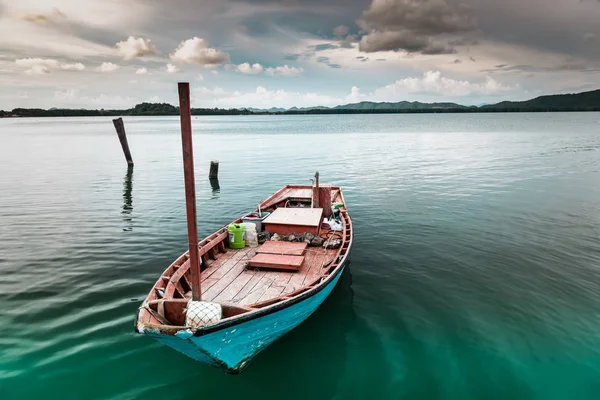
{"left": 196, "top": 244, "right": 338, "bottom": 306}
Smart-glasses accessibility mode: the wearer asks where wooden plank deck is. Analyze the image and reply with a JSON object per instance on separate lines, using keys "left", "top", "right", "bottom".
{"left": 183, "top": 242, "right": 337, "bottom": 306}
{"left": 257, "top": 241, "right": 308, "bottom": 256}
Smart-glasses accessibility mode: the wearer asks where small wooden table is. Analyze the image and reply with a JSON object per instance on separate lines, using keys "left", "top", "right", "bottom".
{"left": 262, "top": 207, "right": 323, "bottom": 235}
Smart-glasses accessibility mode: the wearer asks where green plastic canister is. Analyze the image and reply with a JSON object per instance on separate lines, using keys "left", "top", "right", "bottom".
{"left": 228, "top": 224, "right": 245, "bottom": 249}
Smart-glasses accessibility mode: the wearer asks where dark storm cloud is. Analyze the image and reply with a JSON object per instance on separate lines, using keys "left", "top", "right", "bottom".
{"left": 474, "top": 0, "right": 600, "bottom": 61}
{"left": 359, "top": 29, "right": 457, "bottom": 54}
{"left": 448, "top": 37, "right": 479, "bottom": 46}
{"left": 357, "top": 0, "right": 476, "bottom": 54}
{"left": 21, "top": 0, "right": 600, "bottom": 67}
{"left": 359, "top": 0, "right": 476, "bottom": 35}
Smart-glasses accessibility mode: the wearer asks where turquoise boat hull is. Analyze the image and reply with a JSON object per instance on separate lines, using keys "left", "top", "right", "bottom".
{"left": 140, "top": 261, "right": 348, "bottom": 373}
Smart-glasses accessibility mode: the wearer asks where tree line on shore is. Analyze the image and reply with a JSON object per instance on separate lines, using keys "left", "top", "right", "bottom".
{"left": 2, "top": 89, "right": 599, "bottom": 117}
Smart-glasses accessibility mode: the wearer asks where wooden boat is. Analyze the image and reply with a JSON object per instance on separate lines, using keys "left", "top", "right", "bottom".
{"left": 134, "top": 83, "right": 353, "bottom": 373}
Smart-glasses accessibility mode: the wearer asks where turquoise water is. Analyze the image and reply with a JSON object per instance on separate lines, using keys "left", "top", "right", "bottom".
{"left": 1, "top": 113, "right": 600, "bottom": 399}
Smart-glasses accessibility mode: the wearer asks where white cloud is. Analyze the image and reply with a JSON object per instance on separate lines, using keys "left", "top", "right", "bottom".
{"left": 61, "top": 63, "right": 85, "bottom": 71}
{"left": 116, "top": 36, "right": 157, "bottom": 60}
{"left": 136, "top": 67, "right": 148, "bottom": 75}
{"left": 97, "top": 62, "right": 120, "bottom": 72}
{"left": 349, "top": 86, "right": 363, "bottom": 103}
{"left": 191, "top": 71, "right": 515, "bottom": 109}
{"left": 236, "top": 62, "right": 264, "bottom": 74}
{"left": 146, "top": 96, "right": 160, "bottom": 102}
{"left": 197, "top": 73, "right": 204, "bottom": 81}
{"left": 15, "top": 58, "right": 58, "bottom": 75}
{"left": 170, "top": 37, "right": 229, "bottom": 66}
{"left": 166, "top": 63, "right": 181, "bottom": 73}
{"left": 211, "top": 70, "right": 219, "bottom": 75}
{"left": 265, "top": 65, "right": 304, "bottom": 77}
{"left": 15, "top": 58, "right": 85, "bottom": 74}
{"left": 192, "top": 85, "right": 353, "bottom": 108}
{"left": 52, "top": 89, "right": 134, "bottom": 108}
{"left": 583, "top": 33, "right": 597, "bottom": 42}
{"left": 19, "top": 8, "right": 67, "bottom": 24}
{"left": 374, "top": 71, "right": 515, "bottom": 98}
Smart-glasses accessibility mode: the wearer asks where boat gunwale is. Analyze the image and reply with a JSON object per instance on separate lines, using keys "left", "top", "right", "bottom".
{"left": 136, "top": 185, "right": 353, "bottom": 337}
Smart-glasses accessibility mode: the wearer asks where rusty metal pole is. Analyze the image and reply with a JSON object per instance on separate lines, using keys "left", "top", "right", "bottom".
{"left": 178, "top": 82, "right": 201, "bottom": 301}
{"left": 112, "top": 117, "right": 134, "bottom": 166}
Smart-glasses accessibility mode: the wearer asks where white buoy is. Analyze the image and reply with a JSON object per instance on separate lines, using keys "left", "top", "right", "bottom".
{"left": 185, "top": 301, "right": 222, "bottom": 329}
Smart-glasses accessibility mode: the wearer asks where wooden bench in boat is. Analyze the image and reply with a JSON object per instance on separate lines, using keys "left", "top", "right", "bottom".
{"left": 256, "top": 241, "right": 307, "bottom": 256}
{"left": 247, "top": 241, "right": 308, "bottom": 271}
{"left": 247, "top": 253, "right": 304, "bottom": 271}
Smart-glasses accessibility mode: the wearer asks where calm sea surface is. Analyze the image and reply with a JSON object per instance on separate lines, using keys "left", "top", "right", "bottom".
{"left": 1, "top": 113, "right": 600, "bottom": 399}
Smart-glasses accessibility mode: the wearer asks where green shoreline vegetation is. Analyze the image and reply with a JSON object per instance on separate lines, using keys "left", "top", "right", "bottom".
{"left": 2, "top": 89, "right": 599, "bottom": 118}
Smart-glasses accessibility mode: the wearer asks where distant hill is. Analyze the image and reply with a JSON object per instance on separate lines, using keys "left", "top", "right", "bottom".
{"left": 481, "top": 89, "right": 600, "bottom": 111}
{"left": 246, "top": 107, "right": 287, "bottom": 113}
{"left": 3, "top": 88, "right": 600, "bottom": 117}
{"left": 333, "top": 100, "right": 468, "bottom": 110}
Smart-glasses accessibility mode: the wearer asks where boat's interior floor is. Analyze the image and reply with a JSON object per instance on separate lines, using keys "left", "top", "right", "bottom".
{"left": 193, "top": 244, "right": 338, "bottom": 306}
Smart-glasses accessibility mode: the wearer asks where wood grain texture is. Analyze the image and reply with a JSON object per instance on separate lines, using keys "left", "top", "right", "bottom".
{"left": 257, "top": 241, "right": 308, "bottom": 255}
{"left": 247, "top": 253, "right": 305, "bottom": 271}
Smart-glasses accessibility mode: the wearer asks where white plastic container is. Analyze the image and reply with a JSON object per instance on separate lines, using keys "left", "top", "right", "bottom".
{"left": 241, "top": 223, "right": 258, "bottom": 248}
{"left": 242, "top": 212, "right": 271, "bottom": 233}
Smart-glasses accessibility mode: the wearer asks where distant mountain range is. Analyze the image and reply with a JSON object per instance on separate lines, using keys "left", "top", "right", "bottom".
{"left": 332, "top": 101, "right": 470, "bottom": 111}
{"left": 2, "top": 89, "right": 599, "bottom": 118}
{"left": 248, "top": 90, "right": 600, "bottom": 113}
{"left": 480, "top": 89, "right": 600, "bottom": 110}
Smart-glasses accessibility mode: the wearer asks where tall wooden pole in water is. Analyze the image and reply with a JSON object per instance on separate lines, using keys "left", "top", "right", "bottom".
{"left": 112, "top": 117, "right": 134, "bottom": 166}
{"left": 178, "top": 82, "right": 201, "bottom": 301}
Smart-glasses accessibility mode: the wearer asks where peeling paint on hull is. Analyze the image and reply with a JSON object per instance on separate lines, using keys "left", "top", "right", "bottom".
{"left": 142, "top": 262, "right": 347, "bottom": 373}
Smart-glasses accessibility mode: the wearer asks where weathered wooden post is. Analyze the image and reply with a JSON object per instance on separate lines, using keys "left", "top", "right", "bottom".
{"left": 178, "top": 82, "right": 201, "bottom": 301}
{"left": 112, "top": 117, "right": 134, "bottom": 166}
{"left": 209, "top": 160, "right": 219, "bottom": 179}
{"left": 312, "top": 171, "right": 320, "bottom": 208}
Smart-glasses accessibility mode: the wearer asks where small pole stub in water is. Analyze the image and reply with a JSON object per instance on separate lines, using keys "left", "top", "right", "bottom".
{"left": 112, "top": 117, "right": 134, "bottom": 166}
{"left": 209, "top": 160, "right": 219, "bottom": 180}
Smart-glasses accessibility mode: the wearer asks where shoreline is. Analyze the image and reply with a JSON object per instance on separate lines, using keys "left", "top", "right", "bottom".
{"left": 2, "top": 107, "right": 600, "bottom": 118}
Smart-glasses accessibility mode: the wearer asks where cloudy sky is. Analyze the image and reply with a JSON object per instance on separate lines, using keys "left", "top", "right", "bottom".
{"left": 1, "top": 0, "right": 599, "bottom": 109}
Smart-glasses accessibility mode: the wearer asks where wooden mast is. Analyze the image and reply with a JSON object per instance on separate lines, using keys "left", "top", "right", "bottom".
{"left": 178, "top": 82, "right": 201, "bottom": 301}
{"left": 313, "top": 171, "right": 320, "bottom": 209}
